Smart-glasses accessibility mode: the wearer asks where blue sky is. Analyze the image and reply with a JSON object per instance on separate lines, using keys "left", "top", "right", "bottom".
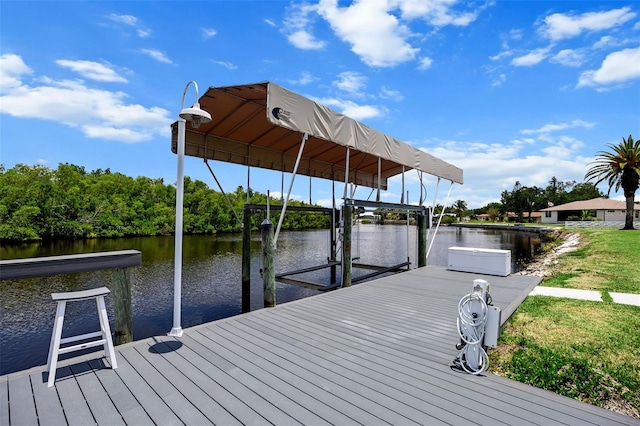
{"left": 1, "top": 1, "right": 639, "bottom": 209}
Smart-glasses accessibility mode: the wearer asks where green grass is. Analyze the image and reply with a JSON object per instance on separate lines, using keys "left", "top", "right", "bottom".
{"left": 491, "top": 228, "right": 640, "bottom": 418}
{"left": 544, "top": 229, "right": 640, "bottom": 294}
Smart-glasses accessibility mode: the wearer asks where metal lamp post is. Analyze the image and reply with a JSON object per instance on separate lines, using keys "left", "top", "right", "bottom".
{"left": 168, "top": 81, "right": 211, "bottom": 338}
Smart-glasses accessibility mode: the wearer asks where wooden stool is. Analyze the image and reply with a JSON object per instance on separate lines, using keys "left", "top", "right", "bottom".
{"left": 46, "top": 287, "right": 117, "bottom": 387}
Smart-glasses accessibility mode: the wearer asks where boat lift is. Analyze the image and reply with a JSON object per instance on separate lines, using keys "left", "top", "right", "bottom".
{"left": 171, "top": 81, "right": 463, "bottom": 309}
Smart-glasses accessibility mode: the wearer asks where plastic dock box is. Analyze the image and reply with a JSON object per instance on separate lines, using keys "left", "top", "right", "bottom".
{"left": 447, "top": 247, "right": 511, "bottom": 276}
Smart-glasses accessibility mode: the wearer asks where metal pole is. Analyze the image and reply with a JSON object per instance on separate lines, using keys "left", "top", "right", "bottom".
{"left": 274, "top": 133, "right": 308, "bottom": 247}
{"left": 169, "top": 117, "right": 186, "bottom": 337}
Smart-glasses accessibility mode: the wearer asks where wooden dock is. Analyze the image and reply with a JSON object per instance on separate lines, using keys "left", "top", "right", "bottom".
{"left": 2, "top": 266, "right": 638, "bottom": 425}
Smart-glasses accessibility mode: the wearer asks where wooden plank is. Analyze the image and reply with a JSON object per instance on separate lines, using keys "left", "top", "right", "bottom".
{"left": 211, "top": 320, "right": 448, "bottom": 425}
{"left": 7, "top": 374, "right": 38, "bottom": 425}
{"left": 0, "top": 250, "right": 141, "bottom": 280}
{"left": 109, "top": 350, "right": 183, "bottom": 426}
{"left": 87, "top": 359, "right": 154, "bottom": 426}
{"left": 68, "top": 362, "right": 124, "bottom": 426}
{"left": 192, "top": 325, "right": 425, "bottom": 425}
{"left": 117, "top": 345, "right": 212, "bottom": 425}
{"left": 54, "top": 365, "right": 96, "bottom": 426}
{"left": 231, "top": 312, "right": 509, "bottom": 426}
{"left": 30, "top": 371, "right": 67, "bottom": 426}
{"left": 0, "top": 376, "right": 9, "bottom": 426}
{"left": 259, "top": 307, "right": 563, "bottom": 425}
{"left": 133, "top": 340, "right": 247, "bottom": 426}
{"left": 186, "top": 329, "right": 362, "bottom": 425}
{"left": 156, "top": 335, "right": 307, "bottom": 426}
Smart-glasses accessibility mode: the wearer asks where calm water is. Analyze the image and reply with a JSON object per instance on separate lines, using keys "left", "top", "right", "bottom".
{"left": 0, "top": 225, "right": 543, "bottom": 374}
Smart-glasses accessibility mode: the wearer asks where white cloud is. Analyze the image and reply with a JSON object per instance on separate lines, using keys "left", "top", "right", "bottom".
{"left": 201, "top": 28, "right": 217, "bottom": 39}
{"left": 577, "top": 47, "right": 640, "bottom": 88}
{"left": 418, "top": 137, "right": 591, "bottom": 207}
{"left": 379, "top": 86, "right": 404, "bottom": 101}
{"left": 397, "top": 0, "right": 481, "bottom": 27}
{"left": 55, "top": 59, "right": 128, "bottom": 83}
{"left": 212, "top": 60, "right": 238, "bottom": 70}
{"left": 106, "top": 13, "right": 151, "bottom": 38}
{"left": 107, "top": 13, "right": 138, "bottom": 26}
{"left": 491, "top": 73, "right": 506, "bottom": 87}
{"left": 333, "top": 71, "right": 367, "bottom": 95}
{"left": 140, "top": 49, "right": 172, "bottom": 64}
{"left": 418, "top": 57, "right": 433, "bottom": 70}
{"left": 317, "top": 0, "right": 419, "bottom": 67}
{"left": 264, "top": 19, "right": 276, "bottom": 27}
{"left": 314, "top": 97, "right": 384, "bottom": 120}
{"left": 521, "top": 119, "right": 595, "bottom": 135}
{"left": 282, "top": 3, "right": 326, "bottom": 50}
{"left": 511, "top": 47, "right": 550, "bottom": 66}
{"left": 0, "top": 53, "right": 33, "bottom": 89}
{"left": 288, "top": 31, "right": 326, "bottom": 49}
{"left": 292, "top": 72, "right": 318, "bottom": 85}
{"left": 550, "top": 49, "right": 585, "bottom": 67}
{"left": 0, "top": 55, "right": 171, "bottom": 143}
{"left": 539, "top": 7, "right": 636, "bottom": 41}
{"left": 283, "top": 0, "right": 487, "bottom": 68}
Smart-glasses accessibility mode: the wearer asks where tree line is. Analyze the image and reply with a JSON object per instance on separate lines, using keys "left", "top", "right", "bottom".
{"left": 436, "top": 177, "right": 604, "bottom": 223}
{"left": 0, "top": 163, "right": 331, "bottom": 242}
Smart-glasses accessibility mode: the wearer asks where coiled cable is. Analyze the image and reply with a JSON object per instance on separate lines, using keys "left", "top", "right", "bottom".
{"left": 454, "top": 293, "right": 489, "bottom": 375}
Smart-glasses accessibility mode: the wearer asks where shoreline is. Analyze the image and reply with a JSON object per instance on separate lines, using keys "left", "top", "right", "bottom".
{"left": 515, "top": 230, "right": 581, "bottom": 277}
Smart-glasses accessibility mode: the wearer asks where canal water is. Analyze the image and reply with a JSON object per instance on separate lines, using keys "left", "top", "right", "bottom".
{"left": 0, "top": 225, "right": 544, "bottom": 375}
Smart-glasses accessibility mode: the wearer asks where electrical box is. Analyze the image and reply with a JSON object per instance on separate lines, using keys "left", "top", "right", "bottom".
{"left": 448, "top": 247, "right": 511, "bottom": 276}
{"left": 484, "top": 306, "right": 501, "bottom": 348}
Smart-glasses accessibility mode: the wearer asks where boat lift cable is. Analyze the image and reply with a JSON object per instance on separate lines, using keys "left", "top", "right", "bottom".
{"left": 426, "top": 180, "right": 454, "bottom": 260}
{"left": 204, "top": 159, "right": 242, "bottom": 226}
{"left": 425, "top": 177, "right": 440, "bottom": 261}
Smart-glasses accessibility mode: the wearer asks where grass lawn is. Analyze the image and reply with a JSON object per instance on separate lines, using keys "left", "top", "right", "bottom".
{"left": 490, "top": 229, "right": 640, "bottom": 418}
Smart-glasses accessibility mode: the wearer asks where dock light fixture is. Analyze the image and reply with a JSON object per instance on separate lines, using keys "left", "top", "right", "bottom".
{"left": 169, "top": 81, "right": 212, "bottom": 338}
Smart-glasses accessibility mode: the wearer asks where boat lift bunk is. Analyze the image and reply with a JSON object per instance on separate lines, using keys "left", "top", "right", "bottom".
{"left": 171, "top": 81, "right": 463, "bottom": 301}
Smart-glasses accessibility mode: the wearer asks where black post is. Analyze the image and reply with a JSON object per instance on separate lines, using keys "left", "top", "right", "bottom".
{"left": 261, "top": 219, "right": 276, "bottom": 307}
{"left": 342, "top": 205, "right": 352, "bottom": 288}
{"left": 241, "top": 206, "right": 252, "bottom": 313}
{"left": 418, "top": 212, "right": 428, "bottom": 267}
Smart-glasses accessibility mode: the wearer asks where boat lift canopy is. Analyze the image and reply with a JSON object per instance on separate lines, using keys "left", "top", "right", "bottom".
{"left": 171, "top": 81, "right": 463, "bottom": 189}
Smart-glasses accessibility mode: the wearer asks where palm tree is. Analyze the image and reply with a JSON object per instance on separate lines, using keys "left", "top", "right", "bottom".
{"left": 451, "top": 200, "right": 468, "bottom": 222}
{"left": 585, "top": 135, "right": 640, "bottom": 230}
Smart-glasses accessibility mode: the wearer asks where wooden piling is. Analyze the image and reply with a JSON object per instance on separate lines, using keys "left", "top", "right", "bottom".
{"left": 242, "top": 206, "right": 252, "bottom": 313}
{"left": 330, "top": 208, "right": 337, "bottom": 284}
{"left": 418, "top": 212, "right": 428, "bottom": 267}
{"left": 112, "top": 267, "right": 133, "bottom": 345}
{"left": 342, "top": 205, "right": 352, "bottom": 288}
{"left": 261, "top": 219, "right": 276, "bottom": 307}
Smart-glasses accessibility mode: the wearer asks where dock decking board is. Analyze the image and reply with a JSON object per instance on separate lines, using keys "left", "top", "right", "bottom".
{"left": 2, "top": 266, "right": 638, "bottom": 425}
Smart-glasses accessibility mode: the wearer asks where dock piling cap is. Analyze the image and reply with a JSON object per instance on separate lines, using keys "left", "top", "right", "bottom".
{"left": 260, "top": 219, "right": 273, "bottom": 229}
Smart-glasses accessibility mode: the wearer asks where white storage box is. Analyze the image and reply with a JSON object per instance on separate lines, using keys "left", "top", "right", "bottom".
{"left": 447, "top": 247, "right": 511, "bottom": 276}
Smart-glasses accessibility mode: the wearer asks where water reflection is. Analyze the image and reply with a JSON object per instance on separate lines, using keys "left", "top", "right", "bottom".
{"left": 0, "top": 225, "right": 542, "bottom": 374}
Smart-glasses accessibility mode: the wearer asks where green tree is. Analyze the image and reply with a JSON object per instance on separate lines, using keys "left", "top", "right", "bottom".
{"left": 451, "top": 200, "right": 467, "bottom": 221}
{"left": 585, "top": 135, "right": 640, "bottom": 230}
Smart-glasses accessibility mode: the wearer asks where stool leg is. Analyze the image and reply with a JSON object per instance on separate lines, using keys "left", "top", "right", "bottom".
{"left": 96, "top": 296, "right": 117, "bottom": 369}
{"left": 46, "top": 301, "right": 66, "bottom": 387}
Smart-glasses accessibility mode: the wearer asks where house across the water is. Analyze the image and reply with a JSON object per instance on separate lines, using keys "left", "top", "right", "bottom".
{"left": 540, "top": 197, "right": 640, "bottom": 223}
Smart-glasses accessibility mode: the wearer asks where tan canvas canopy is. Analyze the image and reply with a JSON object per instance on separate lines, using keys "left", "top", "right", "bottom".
{"left": 171, "top": 81, "right": 463, "bottom": 190}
